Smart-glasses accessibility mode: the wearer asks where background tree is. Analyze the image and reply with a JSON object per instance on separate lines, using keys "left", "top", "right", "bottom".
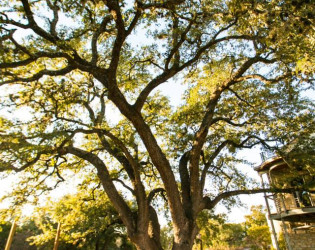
{"left": 196, "top": 211, "right": 244, "bottom": 249}
{"left": 0, "top": 0, "right": 314, "bottom": 249}
{"left": 195, "top": 205, "right": 271, "bottom": 249}
{"left": 0, "top": 219, "right": 38, "bottom": 250}
{"left": 26, "top": 190, "right": 134, "bottom": 249}
{"left": 244, "top": 205, "right": 272, "bottom": 250}
{"left": 0, "top": 220, "right": 11, "bottom": 249}
{"left": 0, "top": 190, "right": 134, "bottom": 250}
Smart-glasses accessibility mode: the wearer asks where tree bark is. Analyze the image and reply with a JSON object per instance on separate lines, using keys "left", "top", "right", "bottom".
{"left": 172, "top": 222, "right": 198, "bottom": 250}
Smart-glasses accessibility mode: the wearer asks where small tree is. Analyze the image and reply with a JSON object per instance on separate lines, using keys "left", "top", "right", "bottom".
{"left": 0, "top": 0, "right": 314, "bottom": 249}
{"left": 27, "top": 189, "right": 135, "bottom": 249}
{"left": 244, "top": 205, "right": 272, "bottom": 250}
{"left": 195, "top": 205, "right": 272, "bottom": 249}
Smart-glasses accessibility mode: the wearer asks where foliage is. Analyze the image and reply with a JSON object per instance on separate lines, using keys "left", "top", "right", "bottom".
{"left": 26, "top": 189, "right": 135, "bottom": 250}
{"left": 278, "top": 232, "right": 287, "bottom": 250}
{"left": 196, "top": 211, "right": 245, "bottom": 249}
{"left": 0, "top": 190, "right": 134, "bottom": 249}
{"left": 0, "top": 0, "right": 314, "bottom": 249}
{"left": 281, "top": 132, "right": 315, "bottom": 176}
{"left": 244, "top": 205, "right": 272, "bottom": 250}
{"left": 160, "top": 223, "right": 173, "bottom": 250}
{"left": 0, "top": 219, "right": 39, "bottom": 250}
{"left": 195, "top": 205, "right": 272, "bottom": 249}
{"left": 0, "top": 220, "right": 11, "bottom": 249}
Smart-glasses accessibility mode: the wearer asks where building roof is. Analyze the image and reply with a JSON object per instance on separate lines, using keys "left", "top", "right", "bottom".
{"left": 255, "top": 156, "right": 287, "bottom": 173}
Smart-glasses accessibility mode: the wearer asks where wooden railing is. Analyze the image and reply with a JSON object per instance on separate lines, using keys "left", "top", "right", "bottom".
{"left": 275, "top": 192, "right": 315, "bottom": 212}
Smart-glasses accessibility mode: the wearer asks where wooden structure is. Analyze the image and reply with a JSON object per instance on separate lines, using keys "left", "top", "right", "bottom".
{"left": 53, "top": 222, "right": 61, "bottom": 250}
{"left": 256, "top": 155, "right": 315, "bottom": 250}
{"left": 4, "top": 220, "right": 17, "bottom": 250}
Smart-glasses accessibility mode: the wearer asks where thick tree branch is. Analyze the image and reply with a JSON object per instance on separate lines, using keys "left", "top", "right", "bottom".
{"left": 148, "top": 188, "right": 165, "bottom": 204}
{"left": 95, "top": 91, "right": 107, "bottom": 125}
{"left": 179, "top": 152, "right": 192, "bottom": 217}
{"left": 94, "top": 129, "right": 150, "bottom": 234}
{"left": 236, "top": 72, "right": 291, "bottom": 84}
{"left": 91, "top": 15, "right": 112, "bottom": 65}
{"left": 136, "top": 0, "right": 185, "bottom": 9}
{"left": 46, "top": 0, "right": 59, "bottom": 37}
{"left": 1, "top": 65, "right": 75, "bottom": 85}
{"left": 0, "top": 50, "right": 71, "bottom": 69}
{"left": 211, "top": 117, "right": 248, "bottom": 127}
{"left": 133, "top": 69, "right": 178, "bottom": 111}
{"left": 61, "top": 145, "right": 136, "bottom": 233}
{"left": 0, "top": 153, "right": 42, "bottom": 172}
{"left": 21, "top": 0, "right": 59, "bottom": 43}
{"left": 202, "top": 188, "right": 315, "bottom": 210}
{"left": 106, "top": 0, "right": 127, "bottom": 72}
{"left": 105, "top": 97, "right": 187, "bottom": 229}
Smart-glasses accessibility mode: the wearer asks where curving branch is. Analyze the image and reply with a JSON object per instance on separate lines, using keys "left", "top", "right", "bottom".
{"left": 0, "top": 12, "right": 30, "bottom": 29}
{"left": 190, "top": 54, "right": 278, "bottom": 164}
{"left": 202, "top": 188, "right": 315, "bottom": 210}
{"left": 200, "top": 134, "right": 284, "bottom": 193}
{"left": 14, "top": 0, "right": 92, "bottom": 72}
{"left": 126, "top": 3, "right": 142, "bottom": 35}
{"left": 21, "top": 0, "right": 59, "bottom": 43}
{"left": 236, "top": 72, "right": 291, "bottom": 84}
{"left": 164, "top": 15, "right": 195, "bottom": 70}
{"left": 179, "top": 152, "right": 191, "bottom": 215}
{"left": 46, "top": 0, "right": 59, "bottom": 37}
{"left": 95, "top": 90, "right": 107, "bottom": 125}
{"left": 91, "top": 15, "right": 112, "bottom": 65}
{"left": 97, "top": 131, "right": 137, "bottom": 182}
{"left": 210, "top": 117, "right": 249, "bottom": 127}
{"left": 112, "top": 178, "right": 135, "bottom": 195}
{"left": 61, "top": 145, "right": 136, "bottom": 233}
{"left": 147, "top": 188, "right": 165, "bottom": 204}
{"left": 105, "top": 0, "right": 127, "bottom": 72}
{"left": 93, "top": 127, "right": 150, "bottom": 234}
{"left": 1, "top": 65, "right": 76, "bottom": 85}
{"left": 133, "top": 69, "right": 178, "bottom": 111}
{"left": 200, "top": 141, "right": 229, "bottom": 190}
{"left": 188, "top": 55, "right": 267, "bottom": 209}
{"left": 136, "top": 0, "right": 185, "bottom": 9}
{"left": 0, "top": 44, "right": 72, "bottom": 69}
{"left": 227, "top": 87, "right": 255, "bottom": 108}
{"left": 0, "top": 153, "right": 42, "bottom": 172}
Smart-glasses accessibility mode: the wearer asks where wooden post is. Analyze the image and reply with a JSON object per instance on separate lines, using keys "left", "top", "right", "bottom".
{"left": 260, "top": 175, "right": 280, "bottom": 250}
{"left": 5, "top": 219, "right": 17, "bottom": 250}
{"left": 53, "top": 222, "right": 61, "bottom": 250}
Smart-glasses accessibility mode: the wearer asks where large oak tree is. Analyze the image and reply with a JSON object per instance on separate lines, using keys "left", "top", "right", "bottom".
{"left": 0, "top": 0, "right": 314, "bottom": 249}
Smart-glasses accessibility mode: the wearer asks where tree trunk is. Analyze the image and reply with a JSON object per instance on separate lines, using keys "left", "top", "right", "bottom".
{"left": 132, "top": 234, "right": 163, "bottom": 250}
{"left": 172, "top": 234, "right": 195, "bottom": 250}
{"left": 171, "top": 221, "right": 199, "bottom": 250}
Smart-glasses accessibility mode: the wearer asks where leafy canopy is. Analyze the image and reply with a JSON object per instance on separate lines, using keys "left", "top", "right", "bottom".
{"left": 0, "top": 0, "right": 314, "bottom": 249}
